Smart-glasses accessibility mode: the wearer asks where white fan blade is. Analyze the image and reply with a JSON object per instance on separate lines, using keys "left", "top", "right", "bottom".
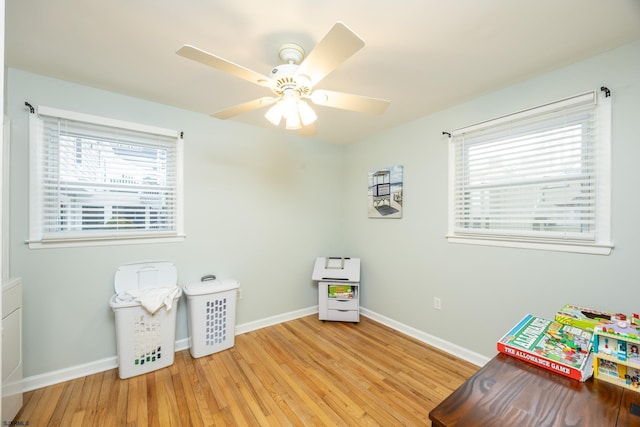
{"left": 310, "top": 90, "right": 390, "bottom": 115}
{"left": 177, "top": 44, "right": 274, "bottom": 88}
{"left": 211, "top": 97, "right": 278, "bottom": 120}
{"left": 295, "top": 22, "right": 365, "bottom": 86}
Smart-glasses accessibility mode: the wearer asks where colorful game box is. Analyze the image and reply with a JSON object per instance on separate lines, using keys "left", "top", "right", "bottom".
{"left": 555, "top": 304, "right": 617, "bottom": 333}
{"left": 497, "top": 314, "right": 594, "bottom": 381}
{"left": 328, "top": 284, "right": 353, "bottom": 299}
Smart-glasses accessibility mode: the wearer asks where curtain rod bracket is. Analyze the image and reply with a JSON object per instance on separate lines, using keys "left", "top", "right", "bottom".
{"left": 180, "top": 131, "right": 184, "bottom": 139}
{"left": 25, "top": 102, "right": 35, "bottom": 114}
{"left": 600, "top": 86, "right": 610, "bottom": 97}
{"left": 442, "top": 131, "right": 451, "bottom": 137}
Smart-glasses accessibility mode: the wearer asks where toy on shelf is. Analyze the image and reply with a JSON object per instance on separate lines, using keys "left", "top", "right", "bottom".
{"left": 632, "top": 313, "right": 640, "bottom": 328}
{"left": 593, "top": 318, "right": 640, "bottom": 391}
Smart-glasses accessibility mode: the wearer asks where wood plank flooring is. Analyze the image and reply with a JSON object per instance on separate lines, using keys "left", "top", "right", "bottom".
{"left": 13, "top": 315, "right": 479, "bottom": 426}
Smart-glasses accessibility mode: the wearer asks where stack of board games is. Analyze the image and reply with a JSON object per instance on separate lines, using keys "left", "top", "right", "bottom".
{"left": 497, "top": 314, "right": 594, "bottom": 381}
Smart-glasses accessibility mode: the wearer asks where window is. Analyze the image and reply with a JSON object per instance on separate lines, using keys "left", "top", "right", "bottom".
{"left": 28, "top": 106, "right": 184, "bottom": 248}
{"left": 447, "top": 90, "right": 612, "bottom": 255}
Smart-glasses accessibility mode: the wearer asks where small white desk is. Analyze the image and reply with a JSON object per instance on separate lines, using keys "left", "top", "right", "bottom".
{"left": 312, "top": 257, "right": 360, "bottom": 323}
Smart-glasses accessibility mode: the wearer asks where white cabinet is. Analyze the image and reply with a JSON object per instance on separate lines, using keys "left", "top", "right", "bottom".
{"left": 318, "top": 281, "right": 359, "bottom": 322}
{"left": 2, "top": 277, "right": 23, "bottom": 421}
{"left": 312, "top": 257, "right": 361, "bottom": 323}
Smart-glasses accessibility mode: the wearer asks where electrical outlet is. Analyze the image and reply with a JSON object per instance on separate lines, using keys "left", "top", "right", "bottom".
{"left": 237, "top": 288, "right": 243, "bottom": 300}
{"left": 434, "top": 297, "right": 442, "bottom": 310}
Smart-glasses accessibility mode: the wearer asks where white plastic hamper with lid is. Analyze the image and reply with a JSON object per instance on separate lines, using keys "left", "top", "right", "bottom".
{"left": 109, "top": 261, "right": 182, "bottom": 379}
{"left": 183, "top": 278, "right": 239, "bottom": 358}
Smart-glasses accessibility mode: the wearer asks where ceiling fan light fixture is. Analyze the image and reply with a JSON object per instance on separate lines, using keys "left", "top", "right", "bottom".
{"left": 298, "top": 100, "right": 317, "bottom": 126}
{"left": 285, "top": 110, "right": 301, "bottom": 130}
{"left": 265, "top": 88, "right": 315, "bottom": 130}
{"left": 265, "top": 99, "right": 317, "bottom": 130}
{"left": 265, "top": 102, "right": 283, "bottom": 126}
{"left": 179, "top": 22, "right": 391, "bottom": 134}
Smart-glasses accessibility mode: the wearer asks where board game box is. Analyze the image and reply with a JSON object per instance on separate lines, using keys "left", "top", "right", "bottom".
{"left": 555, "top": 304, "right": 617, "bottom": 333}
{"left": 328, "top": 284, "right": 353, "bottom": 299}
{"left": 497, "top": 314, "right": 594, "bottom": 381}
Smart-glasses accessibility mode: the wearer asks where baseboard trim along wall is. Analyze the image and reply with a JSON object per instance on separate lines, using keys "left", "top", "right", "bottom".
{"left": 15, "top": 306, "right": 489, "bottom": 393}
{"left": 359, "top": 308, "right": 490, "bottom": 367}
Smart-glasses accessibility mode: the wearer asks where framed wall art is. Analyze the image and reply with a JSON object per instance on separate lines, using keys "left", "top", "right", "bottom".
{"left": 368, "top": 165, "right": 403, "bottom": 218}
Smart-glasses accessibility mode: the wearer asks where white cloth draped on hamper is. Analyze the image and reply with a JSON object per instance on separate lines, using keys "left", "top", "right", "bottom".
{"left": 125, "top": 286, "right": 181, "bottom": 314}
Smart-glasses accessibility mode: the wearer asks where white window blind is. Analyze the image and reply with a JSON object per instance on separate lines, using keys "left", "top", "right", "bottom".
{"left": 447, "top": 90, "right": 612, "bottom": 255}
{"left": 29, "top": 106, "right": 184, "bottom": 247}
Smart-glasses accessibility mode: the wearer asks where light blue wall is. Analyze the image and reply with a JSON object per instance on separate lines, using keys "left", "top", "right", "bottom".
{"left": 6, "top": 69, "right": 346, "bottom": 377}
{"left": 7, "top": 39, "right": 640, "bottom": 378}
{"left": 343, "top": 40, "right": 640, "bottom": 358}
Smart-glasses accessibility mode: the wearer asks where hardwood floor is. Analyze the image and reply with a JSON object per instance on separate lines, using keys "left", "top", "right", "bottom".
{"left": 14, "top": 315, "right": 479, "bottom": 426}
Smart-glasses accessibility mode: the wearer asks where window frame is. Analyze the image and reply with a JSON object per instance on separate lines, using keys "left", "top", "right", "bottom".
{"left": 447, "top": 90, "right": 612, "bottom": 255}
{"left": 28, "top": 106, "right": 185, "bottom": 249}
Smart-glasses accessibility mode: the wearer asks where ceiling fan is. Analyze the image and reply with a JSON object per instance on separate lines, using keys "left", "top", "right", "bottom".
{"left": 176, "top": 22, "right": 390, "bottom": 132}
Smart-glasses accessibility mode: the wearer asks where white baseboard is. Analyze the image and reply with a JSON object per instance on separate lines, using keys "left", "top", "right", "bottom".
{"left": 235, "top": 306, "right": 318, "bottom": 335}
{"left": 19, "top": 356, "right": 118, "bottom": 393}
{"left": 17, "top": 306, "right": 319, "bottom": 393}
{"left": 360, "top": 308, "right": 490, "bottom": 367}
{"left": 17, "top": 305, "right": 488, "bottom": 393}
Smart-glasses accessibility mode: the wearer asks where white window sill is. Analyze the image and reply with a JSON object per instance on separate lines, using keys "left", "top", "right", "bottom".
{"left": 26, "top": 234, "right": 186, "bottom": 249}
{"left": 446, "top": 235, "right": 613, "bottom": 256}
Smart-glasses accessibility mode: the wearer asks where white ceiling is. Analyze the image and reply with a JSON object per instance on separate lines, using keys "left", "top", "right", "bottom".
{"left": 6, "top": 1, "right": 640, "bottom": 144}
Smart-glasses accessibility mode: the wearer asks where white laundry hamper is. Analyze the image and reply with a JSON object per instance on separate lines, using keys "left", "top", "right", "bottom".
{"left": 183, "top": 278, "right": 239, "bottom": 358}
{"left": 109, "top": 261, "right": 182, "bottom": 379}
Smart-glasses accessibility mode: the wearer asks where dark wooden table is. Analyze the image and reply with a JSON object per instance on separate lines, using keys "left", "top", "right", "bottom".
{"left": 429, "top": 353, "right": 640, "bottom": 426}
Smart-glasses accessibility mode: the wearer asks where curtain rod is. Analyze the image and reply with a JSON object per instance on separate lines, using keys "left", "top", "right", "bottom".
{"left": 441, "top": 86, "right": 611, "bottom": 137}
{"left": 23, "top": 101, "right": 184, "bottom": 138}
